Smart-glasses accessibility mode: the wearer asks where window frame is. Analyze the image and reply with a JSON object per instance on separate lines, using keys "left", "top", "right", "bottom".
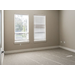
{"left": 14, "top": 14, "right": 29, "bottom": 43}
{"left": 33, "top": 15, "right": 46, "bottom": 42}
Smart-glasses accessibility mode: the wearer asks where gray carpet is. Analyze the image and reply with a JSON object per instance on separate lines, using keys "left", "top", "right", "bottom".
{"left": 3, "top": 48, "right": 75, "bottom": 65}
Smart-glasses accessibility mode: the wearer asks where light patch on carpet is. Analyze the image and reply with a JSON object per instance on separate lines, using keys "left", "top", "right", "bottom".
{"left": 66, "top": 55, "right": 73, "bottom": 57}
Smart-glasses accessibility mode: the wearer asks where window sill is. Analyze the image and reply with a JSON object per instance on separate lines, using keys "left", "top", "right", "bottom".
{"left": 14, "top": 40, "right": 29, "bottom": 44}
{"left": 34, "top": 40, "right": 46, "bottom": 43}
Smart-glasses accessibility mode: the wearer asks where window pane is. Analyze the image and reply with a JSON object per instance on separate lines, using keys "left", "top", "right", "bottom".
{"left": 15, "top": 33, "right": 29, "bottom": 40}
{"left": 34, "top": 32, "right": 46, "bottom": 40}
{"left": 34, "top": 25, "right": 45, "bottom": 32}
{"left": 34, "top": 16, "right": 45, "bottom": 24}
{"left": 34, "top": 15, "right": 46, "bottom": 41}
{"left": 15, "top": 15, "right": 28, "bottom": 32}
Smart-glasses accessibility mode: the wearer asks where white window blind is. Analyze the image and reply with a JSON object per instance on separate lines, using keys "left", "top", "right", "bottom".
{"left": 34, "top": 15, "right": 46, "bottom": 41}
{"left": 14, "top": 14, "right": 29, "bottom": 42}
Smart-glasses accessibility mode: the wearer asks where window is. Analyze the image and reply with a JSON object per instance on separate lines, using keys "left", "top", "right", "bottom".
{"left": 34, "top": 15, "right": 46, "bottom": 41}
{"left": 14, "top": 14, "right": 29, "bottom": 42}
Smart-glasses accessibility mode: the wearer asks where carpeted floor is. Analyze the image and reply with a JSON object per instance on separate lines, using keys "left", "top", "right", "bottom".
{"left": 3, "top": 48, "right": 75, "bottom": 65}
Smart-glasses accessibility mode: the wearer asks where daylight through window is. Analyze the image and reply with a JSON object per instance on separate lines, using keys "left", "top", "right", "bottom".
{"left": 14, "top": 14, "right": 29, "bottom": 42}
{"left": 34, "top": 15, "right": 46, "bottom": 41}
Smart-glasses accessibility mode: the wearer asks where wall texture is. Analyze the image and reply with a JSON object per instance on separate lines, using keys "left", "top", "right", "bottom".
{"left": 4, "top": 10, "right": 59, "bottom": 51}
{"left": 59, "top": 10, "right": 75, "bottom": 49}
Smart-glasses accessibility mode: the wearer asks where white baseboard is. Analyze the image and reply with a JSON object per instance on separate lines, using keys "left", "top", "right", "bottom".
{"left": 5, "top": 46, "right": 59, "bottom": 54}
{"left": 5, "top": 45, "right": 75, "bottom": 54}
{"left": 59, "top": 46, "right": 75, "bottom": 53}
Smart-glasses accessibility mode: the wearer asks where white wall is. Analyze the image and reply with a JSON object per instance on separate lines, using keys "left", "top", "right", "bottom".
{"left": 0, "top": 10, "right": 1, "bottom": 65}
{"left": 0, "top": 10, "right": 1, "bottom": 47}
{"left": 0, "top": 10, "right": 4, "bottom": 65}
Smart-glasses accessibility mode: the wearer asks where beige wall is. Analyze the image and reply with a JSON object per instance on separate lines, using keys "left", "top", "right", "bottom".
{"left": 59, "top": 10, "right": 75, "bottom": 49}
{"left": 4, "top": 10, "right": 59, "bottom": 51}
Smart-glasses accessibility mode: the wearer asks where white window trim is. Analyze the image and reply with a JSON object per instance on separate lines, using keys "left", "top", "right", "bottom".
{"left": 34, "top": 15, "right": 46, "bottom": 42}
{"left": 14, "top": 14, "right": 29, "bottom": 43}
